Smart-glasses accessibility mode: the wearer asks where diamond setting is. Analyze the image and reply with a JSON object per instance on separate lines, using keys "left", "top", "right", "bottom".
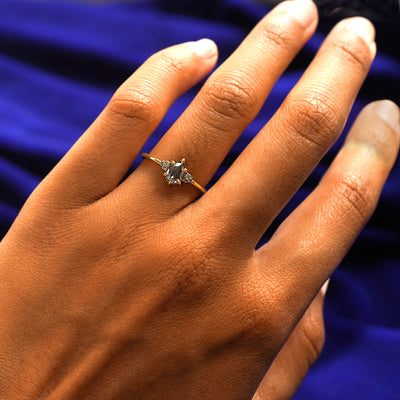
{"left": 163, "top": 159, "right": 192, "bottom": 185}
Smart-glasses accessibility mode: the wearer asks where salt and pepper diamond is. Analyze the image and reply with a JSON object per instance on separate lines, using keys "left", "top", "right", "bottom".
{"left": 162, "top": 158, "right": 193, "bottom": 185}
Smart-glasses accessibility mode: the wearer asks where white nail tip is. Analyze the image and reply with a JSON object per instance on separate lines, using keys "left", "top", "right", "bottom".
{"left": 187, "top": 38, "right": 218, "bottom": 59}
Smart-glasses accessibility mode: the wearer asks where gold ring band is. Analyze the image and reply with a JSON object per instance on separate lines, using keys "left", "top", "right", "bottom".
{"left": 141, "top": 153, "right": 206, "bottom": 194}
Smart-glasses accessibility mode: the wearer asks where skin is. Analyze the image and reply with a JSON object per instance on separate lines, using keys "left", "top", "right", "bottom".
{"left": 0, "top": 0, "right": 399, "bottom": 399}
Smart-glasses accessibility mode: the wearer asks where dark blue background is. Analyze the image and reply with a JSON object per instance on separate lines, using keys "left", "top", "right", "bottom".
{"left": 0, "top": 0, "right": 399, "bottom": 398}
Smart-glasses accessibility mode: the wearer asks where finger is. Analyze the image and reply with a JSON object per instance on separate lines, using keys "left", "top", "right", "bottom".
{"left": 253, "top": 100, "right": 400, "bottom": 323}
{"left": 38, "top": 40, "right": 218, "bottom": 206}
{"left": 253, "top": 280, "right": 328, "bottom": 400}
{"left": 126, "top": 0, "right": 318, "bottom": 210}
{"left": 203, "top": 17, "right": 376, "bottom": 248}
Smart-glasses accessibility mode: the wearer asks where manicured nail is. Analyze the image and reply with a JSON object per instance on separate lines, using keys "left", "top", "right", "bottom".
{"left": 277, "top": 0, "right": 317, "bottom": 29}
{"left": 339, "top": 17, "right": 376, "bottom": 52}
{"left": 187, "top": 39, "right": 218, "bottom": 59}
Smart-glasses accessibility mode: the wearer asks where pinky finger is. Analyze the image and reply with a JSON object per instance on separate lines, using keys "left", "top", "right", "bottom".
{"left": 255, "top": 100, "right": 400, "bottom": 315}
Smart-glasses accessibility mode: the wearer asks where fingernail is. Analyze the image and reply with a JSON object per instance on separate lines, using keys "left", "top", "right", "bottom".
{"left": 345, "top": 100, "right": 400, "bottom": 166}
{"left": 339, "top": 17, "right": 376, "bottom": 51}
{"left": 321, "top": 279, "right": 330, "bottom": 297}
{"left": 277, "top": 0, "right": 318, "bottom": 29}
{"left": 187, "top": 39, "right": 218, "bottom": 59}
{"left": 371, "top": 100, "right": 400, "bottom": 136}
{"left": 349, "top": 100, "right": 400, "bottom": 140}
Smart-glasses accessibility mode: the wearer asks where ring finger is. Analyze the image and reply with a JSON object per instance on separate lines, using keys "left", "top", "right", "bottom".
{"left": 199, "top": 16, "right": 376, "bottom": 249}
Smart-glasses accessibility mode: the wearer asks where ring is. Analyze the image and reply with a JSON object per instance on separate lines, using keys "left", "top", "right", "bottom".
{"left": 141, "top": 153, "right": 206, "bottom": 194}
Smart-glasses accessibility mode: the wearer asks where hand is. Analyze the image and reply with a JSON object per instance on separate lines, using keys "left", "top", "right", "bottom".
{"left": 0, "top": 0, "right": 399, "bottom": 398}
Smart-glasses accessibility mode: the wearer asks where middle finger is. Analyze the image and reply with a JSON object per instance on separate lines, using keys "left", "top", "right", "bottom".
{"left": 127, "top": 0, "right": 318, "bottom": 209}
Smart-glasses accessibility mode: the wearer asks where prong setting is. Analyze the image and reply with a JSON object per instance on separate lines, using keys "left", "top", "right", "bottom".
{"left": 141, "top": 153, "right": 202, "bottom": 192}
{"left": 163, "top": 158, "right": 193, "bottom": 186}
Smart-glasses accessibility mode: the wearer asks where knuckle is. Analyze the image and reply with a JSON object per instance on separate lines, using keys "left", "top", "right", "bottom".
{"left": 153, "top": 50, "right": 188, "bottom": 76}
{"left": 107, "top": 87, "right": 159, "bottom": 125}
{"left": 161, "top": 250, "right": 219, "bottom": 306}
{"left": 284, "top": 94, "right": 341, "bottom": 150}
{"left": 333, "top": 34, "right": 372, "bottom": 72}
{"left": 258, "top": 20, "right": 295, "bottom": 51}
{"left": 239, "top": 272, "right": 287, "bottom": 345}
{"left": 334, "top": 172, "right": 376, "bottom": 221}
{"left": 243, "top": 300, "right": 287, "bottom": 349}
{"left": 149, "top": 221, "right": 222, "bottom": 304}
{"left": 202, "top": 75, "right": 258, "bottom": 122}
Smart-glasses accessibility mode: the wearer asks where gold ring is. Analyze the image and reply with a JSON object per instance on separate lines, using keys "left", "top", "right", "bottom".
{"left": 141, "top": 153, "right": 206, "bottom": 194}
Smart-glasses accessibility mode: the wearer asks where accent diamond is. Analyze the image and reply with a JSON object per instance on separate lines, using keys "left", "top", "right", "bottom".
{"left": 160, "top": 161, "right": 170, "bottom": 171}
{"left": 182, "top": 173, "right": 193, "bottom": 183}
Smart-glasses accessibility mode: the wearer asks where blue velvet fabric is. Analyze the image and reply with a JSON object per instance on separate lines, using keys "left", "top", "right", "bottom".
{"left": 0, "top": 0, "right": 399, "bottom": 398}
